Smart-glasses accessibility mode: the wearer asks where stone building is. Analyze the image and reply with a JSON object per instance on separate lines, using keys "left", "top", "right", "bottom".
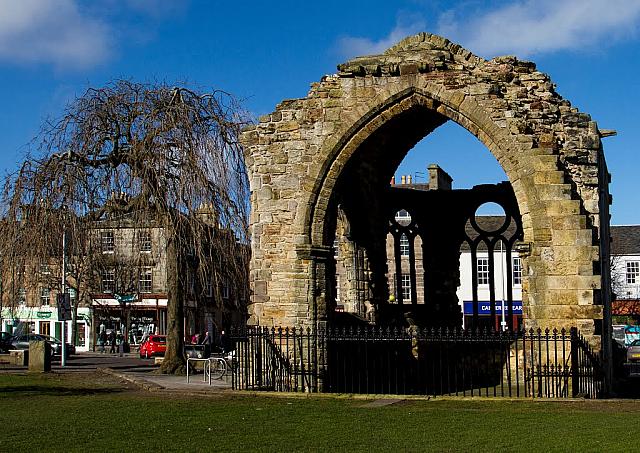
{"left": 1, "top": 209, "right": 248, "bottom": 351}
{"left": 610, "top": 225, "right": 640, "bottom": 323}
{"left": 0, "top": 258, "right": 90, "bottom": 349}
{"left": 90, "top": 209, "right": 248, "bottom": 348}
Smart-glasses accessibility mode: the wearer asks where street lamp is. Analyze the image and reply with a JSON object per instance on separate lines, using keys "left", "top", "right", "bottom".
{"left": 58, "top": 206, "right": 73, "bottom": 367}
{"left": 498, "top": 241, "right": 507, "bottom": 331}
{"left": 61, "top": 222, "right": 67, "bottom": 366}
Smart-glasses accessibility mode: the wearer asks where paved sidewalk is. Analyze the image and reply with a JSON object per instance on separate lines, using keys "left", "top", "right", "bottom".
{"left": 104, "top": 368, "right": 233, "bottom": 392}
{"left": 81, "top": 352, "right": 233, "bottom": 392}
{"left": 2, "top": 351, "right": 233, "bottom": 392}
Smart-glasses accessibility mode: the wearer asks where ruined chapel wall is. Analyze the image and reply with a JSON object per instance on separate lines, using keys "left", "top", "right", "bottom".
{"left": 241, "top": 33, "right": 609, "bottom": 341}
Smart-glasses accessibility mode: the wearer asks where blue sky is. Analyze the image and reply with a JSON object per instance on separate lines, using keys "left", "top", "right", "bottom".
{"left": 1, "top": 0, "right": 639, "bottom": 223}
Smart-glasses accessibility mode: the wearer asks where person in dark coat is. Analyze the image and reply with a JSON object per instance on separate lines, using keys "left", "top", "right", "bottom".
{"left": 200, "top": 330, "right": 212, "bottom": 356}
{"left": 98, "top": 330, "right": 107, "bottom": 353}
{"left": 109, "top": 330, "right": 116, "bottom": 354}
{"left": 200, "top": 331, "right": 212, "bottom": 346}
{"left": 219, "top": 330, "right": 229, "bottom": 354}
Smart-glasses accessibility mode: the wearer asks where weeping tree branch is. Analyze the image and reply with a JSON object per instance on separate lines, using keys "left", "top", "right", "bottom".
{"left": 0, "top": 80, "right": 251, "bottom": 374}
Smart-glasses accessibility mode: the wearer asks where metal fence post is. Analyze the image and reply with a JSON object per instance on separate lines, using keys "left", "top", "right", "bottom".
{"left": 570, "top": 327, "right": 579, "bottom": 398}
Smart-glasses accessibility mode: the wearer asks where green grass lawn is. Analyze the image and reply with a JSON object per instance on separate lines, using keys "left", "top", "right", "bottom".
{"left": 1, "top": 372, "right": 639, "bottom": 452}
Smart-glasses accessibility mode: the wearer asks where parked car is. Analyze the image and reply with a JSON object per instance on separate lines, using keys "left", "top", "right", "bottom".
{"left": 0, "top": 332, "right": 13, "bottom": 353}
{"left": 39, "top": 335, "right": 75, "bottom": 355}
{"left": 10, "top": 334, "right": 73, "bottom": 356}
{"left": 627, "top": 339, "right": 640, "bottom": 362}
{"left": 139, "top": 335, "right": 167, "bottom": 359}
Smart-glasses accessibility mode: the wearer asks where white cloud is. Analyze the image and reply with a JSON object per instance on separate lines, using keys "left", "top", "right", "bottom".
{"left": 441, "top": 0, "right": 640, "bottom": 58}
{"left": 0, "top": 0, "right": 112, "bottom": 69}
{"left": 337, "top": 0, "right": 640, "bottom": 60}
{"left": 336, "top": 16, "right": 427, "bottom": 59}
{"left": 0, "top": 0, "right": 183, "bottom": 70}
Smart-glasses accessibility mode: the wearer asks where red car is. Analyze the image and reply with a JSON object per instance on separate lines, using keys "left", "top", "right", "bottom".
{"left": 139, "top": 335, "right": 167, "bottom": 359}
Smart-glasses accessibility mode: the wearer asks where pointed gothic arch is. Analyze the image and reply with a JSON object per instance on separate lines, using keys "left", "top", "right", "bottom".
{"left": 241, "top": 33, "right": 611, "bottom": 354}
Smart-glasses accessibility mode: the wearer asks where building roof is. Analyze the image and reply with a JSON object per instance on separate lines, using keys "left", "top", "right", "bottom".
{"left": 611, "top": 225, "right": 640, "bottom": 255}
{"left": 612, "top": 299, "right": 640, "bottom": 316}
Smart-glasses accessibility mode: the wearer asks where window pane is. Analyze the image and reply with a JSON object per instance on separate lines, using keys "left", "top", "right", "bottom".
{"left": 400, "top": 234, "right": 410, "bottom": 257}
{"left": 477, "top": 257, "right": 490, "bottom": 285}
{"left": 627, "top": 261, "right": 640, "bottom": 284}
{"left": 102, "top": 269, "right": 115, "bottom": 293}
{"left": 205, "top": 277, "right": 213, "bottom": 297}
{"left": 512, "top": 257, "right": 522, "bottom": 285}
{"left": 40, "top": 287, "right": 50, "bottom": 306}
{"left": 222, "top": 279, "right": 230, "bottom": 299}
{"left": 101, "top": 231, "right": 115, "bottom": 253}
{"left": 139, "top": 267, "right": 152, "bottom": 293}
{"left": 18, "top": 288, "right": 26, "bottom": 305}
{"left": 401, "top": 274, "right": 411, "bottom": 301}
{"left": 139, "top": 231, "right": 152, "bottom": 252}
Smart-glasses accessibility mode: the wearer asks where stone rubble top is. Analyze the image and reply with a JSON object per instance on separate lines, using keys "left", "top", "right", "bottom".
{"left": 336, "top": 32, "right": 540, "bottom": 79}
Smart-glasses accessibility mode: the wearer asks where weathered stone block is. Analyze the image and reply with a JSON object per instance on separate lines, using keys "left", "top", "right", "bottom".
{"left": 9, "top": 350, "right": 28, "bottom": 366}
{"left": 28, "top": 340, "right": 51, "bottom": 373}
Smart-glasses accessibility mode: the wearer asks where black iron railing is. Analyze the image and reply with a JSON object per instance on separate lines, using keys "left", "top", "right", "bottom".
{"left": 230, "top": 326, "right": 603, "bottom": 399}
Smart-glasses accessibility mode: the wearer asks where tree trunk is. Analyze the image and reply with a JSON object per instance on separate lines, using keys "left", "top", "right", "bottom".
{"left": 160, "top": 227, "right": 186, "bottom": 374}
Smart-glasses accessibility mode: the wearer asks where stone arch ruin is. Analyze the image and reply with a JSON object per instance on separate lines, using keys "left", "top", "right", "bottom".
{"left": 241, "top": 33, "right": 612, "bottom": 352}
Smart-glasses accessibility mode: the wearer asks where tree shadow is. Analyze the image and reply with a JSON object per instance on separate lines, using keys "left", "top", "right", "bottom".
{"left": 0, "top": 385, "right": 128, "bottom": 397}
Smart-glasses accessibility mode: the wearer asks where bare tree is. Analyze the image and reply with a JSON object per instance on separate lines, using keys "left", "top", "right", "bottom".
{"left": 610, "top": 254, "right": 626, "bottom": 301}
{"left": 0, "top": 80, "right": 250, "bottom": 373}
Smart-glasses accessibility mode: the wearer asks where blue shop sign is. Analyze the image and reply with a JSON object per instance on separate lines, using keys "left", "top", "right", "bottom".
{"left": 463, "top": 301, "right": 523, "bottom": 315}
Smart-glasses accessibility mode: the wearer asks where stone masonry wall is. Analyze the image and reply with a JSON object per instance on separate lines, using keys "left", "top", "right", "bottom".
{"left": 241, "top": 33, "right": 611, "bottom": 347}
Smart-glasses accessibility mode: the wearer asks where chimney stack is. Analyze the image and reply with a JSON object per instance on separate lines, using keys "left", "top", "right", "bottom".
{"left": 390, "top": 175, "right": 396, "bottom": 185}
{"left": 401, "top": 175, "right": 406, "bottom": 185}
{"left": 407, "top": 175, "right": 412, "bottom": 184}
{"left": 428, "top": 164, "right": 453, "bottom": 190}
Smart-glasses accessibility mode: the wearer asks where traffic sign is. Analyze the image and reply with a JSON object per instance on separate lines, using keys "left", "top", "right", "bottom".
{"left": 114, "top": 293, "right": 138, "bottom": 303}
{"left": 57, "top": 293, "right": 72, "bottom": 321}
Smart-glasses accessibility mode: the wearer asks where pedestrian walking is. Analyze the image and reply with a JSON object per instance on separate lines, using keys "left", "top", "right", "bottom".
{"left": 98, "top": 330, "right": 107, "bottom": 353}
{"left": 200, "top": 330, "right": 212, "bottom": 355}
{"left": 200, "top": 331, "right": 212, "bottom": 346}
{"left": 109, "top": 330, "right": 116, "bottom": 354}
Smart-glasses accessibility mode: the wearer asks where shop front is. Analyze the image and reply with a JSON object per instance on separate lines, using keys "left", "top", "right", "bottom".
{"left": 91, "top": 297, "right": 167, "bottom": 350}
{"left": 1, "top": 306, "right": 91, "bottom": 351}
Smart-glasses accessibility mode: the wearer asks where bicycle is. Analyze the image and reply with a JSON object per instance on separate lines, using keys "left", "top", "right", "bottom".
{"left": 208, "top": 350, "right": 237, "bottom": 380}
{"left": 208, "top": 355, "right": 227, "bottom": 379}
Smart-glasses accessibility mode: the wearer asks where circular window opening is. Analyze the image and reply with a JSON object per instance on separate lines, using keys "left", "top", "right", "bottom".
{"left": 394, "top": 209, "right": 412, "bottom": 226}
{"left": 474, "top": 202, "right": 508, "bottom": 234}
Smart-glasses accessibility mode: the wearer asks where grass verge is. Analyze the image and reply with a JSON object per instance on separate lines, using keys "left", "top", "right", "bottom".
{"left": 1, "top": 372, "right": 639, "bottom": 452}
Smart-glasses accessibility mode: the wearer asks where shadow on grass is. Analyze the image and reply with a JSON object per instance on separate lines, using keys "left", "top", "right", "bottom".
{"left": 107, "top": 364, "right": 157, "bottom": 371}
{"left": 0, "top": 385, "right": 128, "bottom": 397}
